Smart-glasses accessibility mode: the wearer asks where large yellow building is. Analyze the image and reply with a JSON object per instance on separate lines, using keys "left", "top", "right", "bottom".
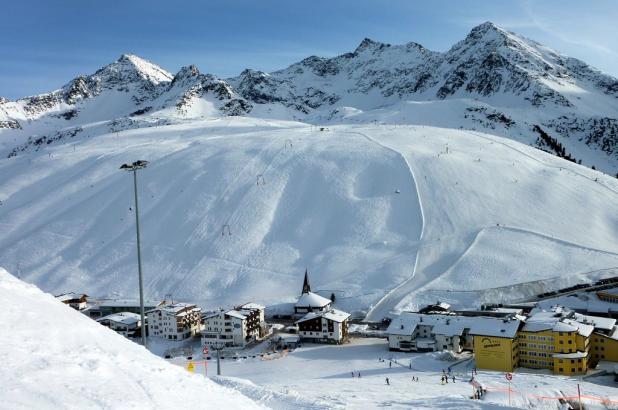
{"left": 518, "top": 309, "right": 593, "bottom": 375}
{"left": 590, "top": 326, "right": 618, "bottom": 363}
{"left": 473, "top": 306, "right": 618, "bottom": 375}
{"left": 473, "top": 335, "right": 518, "bottom": 372}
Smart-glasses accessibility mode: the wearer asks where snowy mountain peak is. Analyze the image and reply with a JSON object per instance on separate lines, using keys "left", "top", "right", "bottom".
{"left": 468, "top": 21, "right": 506, "bottom": 37}
{"left": 171, "top": 64, "right": 201, "bottom": 86}
{"left": 354, "top": 37, "right": 388, "bottom": 53}
{"left": 91, "top": 53, "right": 173, "bottom": 88}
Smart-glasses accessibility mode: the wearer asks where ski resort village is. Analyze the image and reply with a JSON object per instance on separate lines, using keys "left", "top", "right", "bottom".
{"left": 3, "top": 4, "right": 618, "bottom": 408}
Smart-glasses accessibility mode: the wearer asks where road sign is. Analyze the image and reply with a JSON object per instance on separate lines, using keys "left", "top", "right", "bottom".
{"left": 187, "top": 361, "right": 195, "bottom": 373}
{"left": 202, "top": 345, "right": 209, "bottom": 355}
{"left": 505, "top": 372, "right": 512, "bottom": 381}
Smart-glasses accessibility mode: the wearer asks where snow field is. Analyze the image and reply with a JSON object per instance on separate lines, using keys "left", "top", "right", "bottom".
{"left": 0, "top": 268, "right": 265, "bottom": 410}
{"left": 1, "top": 119, "right": 618, "bottom": 319}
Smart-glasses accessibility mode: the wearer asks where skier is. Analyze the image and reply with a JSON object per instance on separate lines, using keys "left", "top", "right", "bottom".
{"left": 357, "top": 371, "right": 361, "bottom": 378}
{"left": 389, "top": 361, "right": 392, "bottom": 369}
{"left": 452, "top": 375, "right": 455, "bottom": 383}
{"left": 409, "top": 363, "right": 412, "bottom": 369}
{"left": 351, "top": 371, "right": 355, "bottom": 378}
{"left": 386, "top": 377, "right": 390, "bottom": 385}
{"left": 440, "top": 376, "right": 445, "bottom": 385}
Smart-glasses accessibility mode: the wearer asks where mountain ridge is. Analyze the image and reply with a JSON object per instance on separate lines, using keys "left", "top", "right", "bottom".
{"left": 1, "top": 22, "right": 618, "bottom": 174}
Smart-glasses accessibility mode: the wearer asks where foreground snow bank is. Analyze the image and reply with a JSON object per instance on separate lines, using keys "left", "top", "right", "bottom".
{"left": 0, "top": 267, "right": 264, "bottom": 410}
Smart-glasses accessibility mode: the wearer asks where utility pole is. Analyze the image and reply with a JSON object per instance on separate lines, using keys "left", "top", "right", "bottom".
{"left": 216, "top": 345, "right": 221, "bottom": 376}
{"left": 120, "top": 160, "right": 149, "bottom": 348}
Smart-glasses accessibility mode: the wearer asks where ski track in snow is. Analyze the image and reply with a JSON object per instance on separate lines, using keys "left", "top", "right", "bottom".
{"left": 341, "top": 130, "right": 426, "bottom": 322}
{"left": 2, "top": 120, "right": 618, "bottom": 316}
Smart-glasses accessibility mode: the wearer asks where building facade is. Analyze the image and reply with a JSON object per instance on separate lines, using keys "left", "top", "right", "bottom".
{"left": 86, "top": 299, "right": 163, "bottom": 318}
{"left": 147, "top": 302, "right": 202, "bottom": 340}
{"left": 96, "top": 312, "right": 141, "bottom": 338}
{"left": 296, "top": 308, "right": 350, "bottom": 344}
{"left": 473, "top": 335, "right": 519, "bottom": 372}
{"left": 201, "top": 303, "right": 267, "bottom": 348}
{"left": 387, "top": 306, "right": 618, "bottom": 375}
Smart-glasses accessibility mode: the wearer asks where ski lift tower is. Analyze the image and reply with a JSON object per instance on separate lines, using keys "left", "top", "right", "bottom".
{"left": 120, "top": 160, "right": 149, "bottom": 348}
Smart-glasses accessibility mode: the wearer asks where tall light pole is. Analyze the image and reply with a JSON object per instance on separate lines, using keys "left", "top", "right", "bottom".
{"left": 120, "top": 160, "right": 149, "bottom": 348}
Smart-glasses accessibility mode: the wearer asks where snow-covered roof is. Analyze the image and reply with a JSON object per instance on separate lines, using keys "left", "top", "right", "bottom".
{"left": 295, "top": 292, "right": 332, "bottom": 308}
{"left": 99, "top": 299, "right": 161, "bottom": 308}
{"left": 55, "top": 292, "right": 86, "bottom": 302}
{"left": 149, "top": 302, "right": 200, "bottom": 316}
{"left": 523, "top": 306, "right": 595, "bottom": 337}
{"left": 573, "top": 312, "right": 616, "bottom": 331}
{"left": 202, "top": 311, "right": 221, "bottom": 320}
{"left": 552, "top": 351, "right": 587, "bottom": 359}
{"left": 97, "top": 312, "right": 141, "bottom": 326}
{"left": 240, "top": 302, "right": 265, "bottom": 310}
{"left": 387, "top": 312, "right": 521, "bottom": 339}
{"left": 226, "top": 310, "right": 247, "bottom": 320}
{"left": 536, "top": 292, "right": 618, "bottom": 316}
{"left": 296, "top": 308, "right": 351, "bottom": 324}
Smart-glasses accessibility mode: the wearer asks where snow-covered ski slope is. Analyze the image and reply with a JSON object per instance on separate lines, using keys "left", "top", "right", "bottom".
{"left": 1, "top": 118, "right": 617, "bottom": 319}
{"left": 0, "top": 268, "right": 264, "bottom": 410}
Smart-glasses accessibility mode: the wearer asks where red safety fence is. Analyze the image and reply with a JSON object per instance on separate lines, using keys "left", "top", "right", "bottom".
{"left": 482, "top": 385, "right": 618, "bottom": 405}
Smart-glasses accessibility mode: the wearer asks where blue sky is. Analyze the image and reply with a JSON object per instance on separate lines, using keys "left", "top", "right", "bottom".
{"left": 1, "top": 0, "right": 617, "bottom": 99}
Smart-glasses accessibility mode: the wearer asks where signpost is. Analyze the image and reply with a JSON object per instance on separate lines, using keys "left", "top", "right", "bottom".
{"left": 202, "top": 346, "right": 209, "bottom": 377}
{"left": 505, "top": 372, "right": 513, "bottom": 405}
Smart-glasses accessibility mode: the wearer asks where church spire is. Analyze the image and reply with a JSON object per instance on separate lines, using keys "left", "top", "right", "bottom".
{"left": 302, "top": 269, "right": 311, "bottom": 294}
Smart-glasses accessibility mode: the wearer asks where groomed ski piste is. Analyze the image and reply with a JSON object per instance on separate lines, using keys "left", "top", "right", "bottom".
{"left": 1, "top": 116, "right": 618, "bottom": 319}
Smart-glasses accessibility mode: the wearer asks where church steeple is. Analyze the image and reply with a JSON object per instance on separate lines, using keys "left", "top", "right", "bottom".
{"left": 302, "top": 269, "right": 311, "bottom": 294}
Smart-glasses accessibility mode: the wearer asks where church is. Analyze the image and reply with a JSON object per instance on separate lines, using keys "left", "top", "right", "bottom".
{"left": 294, "top": 269, "right": 333, "bottom": 315}
{"left": 294, "top": 270, "right": 351, "bottom": 344}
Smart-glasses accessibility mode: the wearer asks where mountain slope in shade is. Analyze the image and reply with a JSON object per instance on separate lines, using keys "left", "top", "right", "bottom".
{"left": 0, "top": 267, "right": 264, "bottom": 410}
{"left": 1, "top": 22, "right": 617, "bottom": 174}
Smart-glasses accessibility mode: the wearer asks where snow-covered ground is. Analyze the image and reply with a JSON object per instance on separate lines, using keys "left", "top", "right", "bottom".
{"left": 165, "top": 337, "right": 618, "bottom": 409}
{"left": 1, "top": 119, "right": 618, "bottom": 319}
{"left": 0, "top": 267, "right": 264, "bottom": 410}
